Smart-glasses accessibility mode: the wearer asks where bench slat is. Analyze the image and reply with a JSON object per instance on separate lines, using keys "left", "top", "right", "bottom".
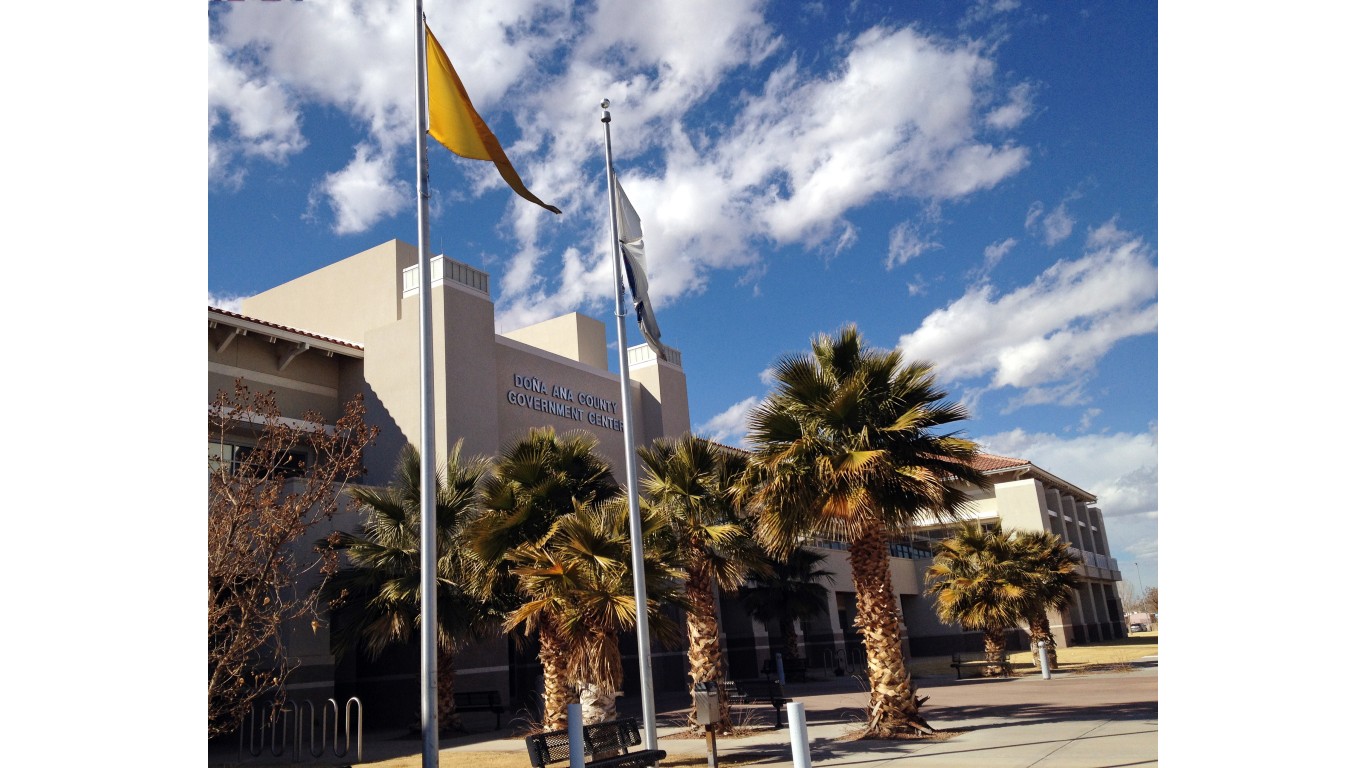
{"left": 525, "top": 718, "right": 665, "bottom": 768}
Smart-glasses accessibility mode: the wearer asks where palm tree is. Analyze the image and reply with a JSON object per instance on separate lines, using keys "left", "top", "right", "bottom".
{"left": 924, "top": 524, "right": 1031, "bottom": 677}
{"left": 637, "top": 434, "right": 760, "bottom": 733}
{"left": 744, "top": 325, "right": 986, "bottom": 737}
{"left": 464, "top": 427, "right": 620, "bottom": 730}
{"left": 503, "top": 497, "right": 682, "bottom": 724}
{"left": 740, "top": 547, "right": 834, "bottom": 664}
{"left": 1014, "top": 531, "right": 1082, "bottom": 669}
{"left": 319, "top": 442, "right": 496, "bottom": 730}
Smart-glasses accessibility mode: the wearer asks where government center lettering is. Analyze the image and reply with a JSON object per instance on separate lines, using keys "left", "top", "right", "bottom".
{"left": 506, "top": 374, "right": 623, "bottom": 431}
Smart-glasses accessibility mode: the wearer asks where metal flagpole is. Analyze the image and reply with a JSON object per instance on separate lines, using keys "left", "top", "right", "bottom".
{"left": 412, "top": 2, "right": 440, "bottom": 767}
{"left": 600, "top": 98, "right": 659, "bottom": 751}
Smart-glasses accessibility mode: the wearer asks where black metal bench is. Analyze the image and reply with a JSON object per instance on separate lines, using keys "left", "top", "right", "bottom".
{"left": 721, "top": 679, "right": 750, "bottom": 704}
{"left": 525, "top": 717, "right": 666, "bottom": 768}
{"left": 452, "top": 690, "right": 506, "bottom": 729}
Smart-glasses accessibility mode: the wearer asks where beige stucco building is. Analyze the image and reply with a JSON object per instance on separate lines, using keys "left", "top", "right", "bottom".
{"left": 210, "top": 238, "right": 1124, "bottom": 726}
{"left": 210, "top": 239, "right": 690, "bottom": 723}
{"left": 715, "top": 453, "right": 1126, "bottom": 680}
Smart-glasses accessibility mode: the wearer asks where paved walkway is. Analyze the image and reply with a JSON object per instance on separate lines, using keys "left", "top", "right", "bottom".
{"left": 217, "top": 658, "right": 1157, "bottom": 767}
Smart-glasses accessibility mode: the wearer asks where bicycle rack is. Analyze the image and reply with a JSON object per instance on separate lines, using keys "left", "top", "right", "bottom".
{"left": 239, "top": 697, "right": 362, "bottom": 764}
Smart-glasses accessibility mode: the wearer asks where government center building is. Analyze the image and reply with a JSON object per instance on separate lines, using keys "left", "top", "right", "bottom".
{"left": 209, "top": 239, "right": 1126, "bottom": 727}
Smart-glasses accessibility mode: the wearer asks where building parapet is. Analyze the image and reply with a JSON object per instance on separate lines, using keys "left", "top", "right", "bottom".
{"left": 627, "top": 342, "right": 683, "bottom": 368}
{"left": 402, "top": 256, "right": 490, "bottom": 296}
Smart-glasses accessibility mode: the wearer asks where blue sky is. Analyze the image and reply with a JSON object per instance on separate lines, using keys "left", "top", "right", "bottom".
{"left": 208, "top": 0, "right": 1159, "bottom": 589}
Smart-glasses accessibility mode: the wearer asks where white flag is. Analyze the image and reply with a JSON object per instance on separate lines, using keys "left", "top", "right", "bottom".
{"left": 613, "top": 175, "right": 664, "bottom": 356}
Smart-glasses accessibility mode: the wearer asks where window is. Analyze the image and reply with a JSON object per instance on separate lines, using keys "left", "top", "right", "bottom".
{"left": 209, "top": 442, "right": 309, "bottom": 479}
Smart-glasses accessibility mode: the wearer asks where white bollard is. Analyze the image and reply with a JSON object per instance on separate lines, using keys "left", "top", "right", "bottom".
{"left": 786, "top": 701, "right": 812, "bottom": 768}
{"left": 1039, "top": 640, "right": 1052, "bottom": 680}
{"left": 568, "top": 703, "right": 586, "bottom": 768}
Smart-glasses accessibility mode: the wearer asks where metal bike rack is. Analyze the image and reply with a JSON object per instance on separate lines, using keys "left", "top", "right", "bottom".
{"left": 239, "top": 697, "right": 362, "bottom": 764}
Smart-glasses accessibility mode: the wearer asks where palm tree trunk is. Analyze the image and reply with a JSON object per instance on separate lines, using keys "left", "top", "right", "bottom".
{"left": 783, "top": 619, "right": 801, "bottom": 662}
{"left": 437, "top": 647, "right": 468, "bottom": 731}
{"left": 578, "top": 680, "right": 617, "bottom": 725}
{"left": 1028, "top": 614, "right": 1058, "bottom": 669}
{"left": 684, "top": 564, "right": 732, "bottom": 731}
{"left": 539, "top": 623, "right": 573, "bottom": 731}
{"left": 982, "top": 627, "right": 1009, "bottom": 677}
{"left": 578, "top": 627, "right": 623, "bottom": 726}
{"left": 848, "top": 529, "right": 933, "bottom": 737}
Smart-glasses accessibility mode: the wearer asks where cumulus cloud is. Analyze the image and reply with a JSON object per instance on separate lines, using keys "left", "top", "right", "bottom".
{"left": 210, "top": 0, "right": 557, "bottom": 224}
{"left": 986, "top": 83, "right": 1033, "bottom": 130}
{"left": 311, "top": 146, "right": 407, "bottom": 235}
{"left": 211, "top": 1, "right": 1034, "bottom": 329}
{"left": 1026, "top": 198, "right": 1076, "bottom": 246}
{"left": 208, "top": 292, "right": 251, "bottom": 314}
{"left": 208, "top": 39, "right": 306, "bottom": 188}
{"left": 696, "top": 396, "right": 761, "bottom": 447}
{"left": 897, "top": 222, "right": 1156, "bottom": 404}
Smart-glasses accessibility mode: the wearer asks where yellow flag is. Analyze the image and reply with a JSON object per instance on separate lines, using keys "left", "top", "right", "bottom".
{"left": 425, "top": 26, "right": 560, "bottom": 214}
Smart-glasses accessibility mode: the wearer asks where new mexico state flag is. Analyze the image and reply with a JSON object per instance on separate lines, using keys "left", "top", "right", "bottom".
{"left": 425, "top": 25, "right": 560, "bottom": 214}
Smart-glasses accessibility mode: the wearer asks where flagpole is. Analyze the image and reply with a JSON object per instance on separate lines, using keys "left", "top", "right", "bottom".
{"left": 601, "top": 99, "right": 659, "bottom": 751}
{"left": 413, "top": 2, "right": 440, "bottom": 768}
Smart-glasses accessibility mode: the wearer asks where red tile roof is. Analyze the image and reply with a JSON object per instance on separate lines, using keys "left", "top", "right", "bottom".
{"left": 208, "top": 305, "right": 363, "bottom": 349}
{"left": 970, "top": 452, "right": 1032, "bottom": 472}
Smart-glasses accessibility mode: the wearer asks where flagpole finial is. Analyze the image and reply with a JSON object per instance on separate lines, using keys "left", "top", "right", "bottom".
{"left": 601, "top": 98, "right": 611, "bottom": 123}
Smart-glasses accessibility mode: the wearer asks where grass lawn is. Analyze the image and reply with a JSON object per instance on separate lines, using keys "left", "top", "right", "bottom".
{"left": 903, "top": 628, "right": 1159, "bottom": 678}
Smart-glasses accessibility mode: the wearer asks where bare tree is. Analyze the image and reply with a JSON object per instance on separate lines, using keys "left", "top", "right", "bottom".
{"left": 208, "top": 382, "right": 377, "bottom": 738}
{"left": 1137, "top": 586, "right": 1158, "bottom": 615}
{"left": 1118, "top": 581, "right": 1141, "bottom": 613}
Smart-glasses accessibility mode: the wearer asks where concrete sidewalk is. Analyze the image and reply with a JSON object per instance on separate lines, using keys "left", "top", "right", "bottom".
{"left": 217, "top": 658, "right": 1157, "bottom": 767}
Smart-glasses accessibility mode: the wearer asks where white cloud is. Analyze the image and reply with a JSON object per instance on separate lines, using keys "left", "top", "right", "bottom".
{"left": 1026, "top": 198, "right": 1076, "bottom": 246}
{"left": 977, "top": 236, "right": 1016, "bottom": 277}
{"left": 696, "top": 396, "right": 761, "bottom": 447}
{"left": 886, "top": 220, "right": 941, "bottom": 269}
{"left": 312, "top": 146, "right": 407, "bottom": 235}
{"left": 963, "top": 0, "right": 1022, "bottom": 26}
{"left": 208, "top": 292, "right": 250, "bottom": 314}
{"left": 210, "top": 0, "right": 560, "bottom": 229}
{"left": 207, "top": 39, "right": 306, "bottom": 187}
{"left": 986, "top": 83, "right": 1033, "bottom": 130}
{"left": 898, "top": 223, "right": 1156, "bottom": 404}
{"left": 211, "top": 3, "right": 1034, "bottom": 329}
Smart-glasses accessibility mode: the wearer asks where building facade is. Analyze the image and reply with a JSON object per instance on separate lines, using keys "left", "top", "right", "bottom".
{"left": 210, "top": 240, "right": 691, "bottom": 724}
{"left": 713, "top": 452, "right": 1127, "bottom": 680}
{"left": 210, "top": 239, "right": 1124, "bottom": 725}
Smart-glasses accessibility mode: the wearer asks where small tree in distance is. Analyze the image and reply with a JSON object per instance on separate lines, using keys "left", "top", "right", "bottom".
{"left": 208, "top": 382, "right": 376, "bottom": 738}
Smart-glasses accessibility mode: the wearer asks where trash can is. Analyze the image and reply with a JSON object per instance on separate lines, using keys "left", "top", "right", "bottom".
{"left": 693, "top": 681, "right": 720, "bottom": 725}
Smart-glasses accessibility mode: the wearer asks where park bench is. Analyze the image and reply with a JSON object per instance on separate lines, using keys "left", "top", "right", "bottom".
{"left": 949, "top": 652, "right": 1011, "bottom": 679}
{"left": 721, "top": 679, "right": 750, "bottom": 704}
{"left": 451, "top": 690, "right": 506, "bottom": 729}
{"left": 760, "top": 656, "right": 808, "bottom": 682}
{"left": 525, "top": 717, "right": 666, "bottom": 768}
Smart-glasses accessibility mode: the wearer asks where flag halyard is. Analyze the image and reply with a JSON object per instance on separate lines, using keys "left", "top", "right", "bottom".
{"left": 425, "top": 25, "right": 560, "bottom": 214}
